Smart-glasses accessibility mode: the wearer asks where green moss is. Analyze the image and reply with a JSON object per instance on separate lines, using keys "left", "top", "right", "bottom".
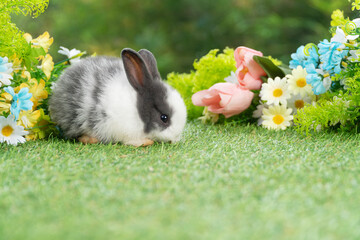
{"left": 294, "top": 96, "right": 359, "bottom": 134}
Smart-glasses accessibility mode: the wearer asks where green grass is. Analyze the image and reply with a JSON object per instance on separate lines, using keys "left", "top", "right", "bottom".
{"left": 0, "top": 122, "right": 360, "bottom": 240}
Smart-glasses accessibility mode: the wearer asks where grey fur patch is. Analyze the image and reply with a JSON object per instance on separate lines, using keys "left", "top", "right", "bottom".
{"left": 93, "top": 72, "right": 105, "bottom": 104}
{"left": 138, "top": 49, "right": 161, "bottom": 79}
{"left": 137, "top": 80, "right": 173, "bottom": 133}
{"left": 101, "top": 110, "right": 107, "bottom": 118}
{"left": 88, "top": 106, "right": 99, "bottom": 130}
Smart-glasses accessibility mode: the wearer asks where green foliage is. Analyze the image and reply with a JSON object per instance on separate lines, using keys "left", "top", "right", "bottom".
{"left": 167, "top": 48, "right": 236, "bottom": 119}
{"left": 294, "top": 96, "right": 359, "bottom": 134}
{"left": 23, "top": 44, "right": 46, "bottom": 70}
{"left": 344, "top": 70, "right": 360, "bottom": 107}
{"left": 0, "top": 0, "right": 49, "bottom": 59}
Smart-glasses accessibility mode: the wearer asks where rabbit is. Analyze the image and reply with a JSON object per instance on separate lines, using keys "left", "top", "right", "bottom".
{"left": 49, "top": 48, "right": 187, "bottom": 146}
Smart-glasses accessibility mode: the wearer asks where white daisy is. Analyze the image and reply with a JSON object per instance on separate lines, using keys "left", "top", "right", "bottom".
{"left": 252, "top": 102, "right": 268, "bottom": 125}
{"left": 286, "top": 66, "right": 313, "bottom": 97}
{"left": 260, "top": 77, "right": 290, "bottom": 105}
{"left": 0, "top": 57, "right": 13, "bottom": 87}
{"left": 0, "top": 116, "right": 28, "bottom": 145}
{"left": 58, "top": 46, "right": 82, "bottom": 64}
{"left": 287, "top": 93, "right": 315, "bottom": 115}
{"left": 261, "top": 104, "right": 293, "bottom": 130}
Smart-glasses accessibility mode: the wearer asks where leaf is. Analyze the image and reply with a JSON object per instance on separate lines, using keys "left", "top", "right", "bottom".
{"left": 29, "top": 46, "right": 46, "bottom": 59}
{"left": 21, "top": 44, "right": 46, "bottom": 70}
{"left": 253, "top": 55, "right": 285, "bottom": 79}
{"left": 279, "top": 65, "right": 292, "bottom": 75}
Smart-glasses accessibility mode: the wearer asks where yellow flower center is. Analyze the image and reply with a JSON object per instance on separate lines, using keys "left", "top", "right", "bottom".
{"left": 296, "top": 78, "right": 307, "bottom": 88}
{"left": 273, "top": 88, "right": 283, "bottom": 97}
{"left": 273, "top": 115, "right": 284, "bottom": 125}
{"left": 2, "top": 125, "right": 14, "bottom": 137}
{"left": 295, "top": 100, "right": 305, "bottom": 109}
{"left": 241, "top": 67, "right": 249, "bottom": 74}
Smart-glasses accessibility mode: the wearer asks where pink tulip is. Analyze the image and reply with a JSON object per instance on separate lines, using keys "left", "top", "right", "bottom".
{"left": 192, "top": 82, "right": 254, "bottom": 118}
{"left": 234, "top": 46, "right": 266, "bottom": 90}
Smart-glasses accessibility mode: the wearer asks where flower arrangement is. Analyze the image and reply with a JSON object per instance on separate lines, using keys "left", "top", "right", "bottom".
{"left": 0, "top": 0, "right": 85, "bottom": 145}
{"left": 168, "top": 3, "right": 360, "bottom": 134}
{"left": 1, "top": 1, "right": 359, "bottom": 146}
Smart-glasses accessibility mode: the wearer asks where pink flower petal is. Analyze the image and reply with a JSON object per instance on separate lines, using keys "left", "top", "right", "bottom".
{"left": 210, "top": 82, "right": 239, "bottom": 94}
{"left": 235, "top": 46, "right": 263, "bottom": 67}
{"left": 208, "top": 105, "right": 224, "bottom": 113}
{"left": 202, "top": 90, "right": 221, "bottom": 105}
{"left": 192, "top": 82, "right": 254, "bottom": 118}
{"left": 240, "top": 73, "right": 263, "bottom": 90}
{"left": 246, "top": 59, "right": 266, "bottom": 79}
{"left": 192, "top": 90, "right": 211, "bottom": 106}
{"left": 222, "top": 88, "right": 254, "bottom": 118}
{"left": 218, "top": 93, "right": 232, "bottom": 107}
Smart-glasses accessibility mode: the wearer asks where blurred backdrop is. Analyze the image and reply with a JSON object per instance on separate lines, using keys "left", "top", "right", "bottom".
{"left": 13, "top": 0, "right": 354, "bottom": 76}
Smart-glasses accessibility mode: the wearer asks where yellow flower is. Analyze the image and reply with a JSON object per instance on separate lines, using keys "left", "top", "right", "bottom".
{"left": 330, "top": 10, "right": 346, "bottom": 27}
{"left": 41, "top": 54, "right": 54, "bottom": 79}
{"left": 16, "top": 79, "right": 48, "bottom": 109}
{"left": 21, "top": 70, "right": 32, "bottom": 80}
{"left": 23, "top": 33, "right": 33, "bottom": 43}
{"left": 29, "top": 79, "right": 48, "bottom": 101}
{"left": 352, "top": 0, "right": 360, "bottom": 11}
{"left": 24, "top": 32, "right": 54, "bottom": 53}
{"left": 9, "top": 54, "right": 22, "bottom": 71}
{"left": 25, "top": 109, "right": 52, "bottom": 140}
{"left": 0, "top": 92, "right": 12, "bottom": 114}
{"left": 18, "top": 109, "right": 41, "bottom": 128}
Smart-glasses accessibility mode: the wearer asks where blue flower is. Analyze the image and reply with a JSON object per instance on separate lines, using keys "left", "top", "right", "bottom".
{"left": 289, "top": 45, "right": 320, "bottom": 69}
{"left": 305, "top": 64, "right": 327, "bottom": 95}
{"left": 4, "top": 86, "right": 33, "bottom": 120}
{"left": 318, "top": 39, "right": 348, "bottom": 74}
{"left": 289, "top": 46, "right": 306, "bottom": 69}
{"left": 306, "top": 47, "right": 320, "bottom": 68}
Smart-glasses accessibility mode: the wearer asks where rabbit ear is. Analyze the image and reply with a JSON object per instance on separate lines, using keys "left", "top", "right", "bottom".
{"left": 121, "top": 48, "right": 151, "bottom": 92}
{"left": 138, "top": 49, "right": 161, "bottom": 79}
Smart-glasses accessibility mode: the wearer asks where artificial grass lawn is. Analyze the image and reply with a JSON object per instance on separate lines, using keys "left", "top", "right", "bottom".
{"left": 0, "top": 121, "right": 359, "bottom": 240}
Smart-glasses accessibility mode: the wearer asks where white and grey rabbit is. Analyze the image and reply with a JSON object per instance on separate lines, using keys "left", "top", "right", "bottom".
{"left": 49, "top": 48, "right": 187, "bottom": 146}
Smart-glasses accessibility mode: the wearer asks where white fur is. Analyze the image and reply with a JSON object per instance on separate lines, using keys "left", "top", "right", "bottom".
{"left": 91, "top": 70, "right": 148, "bottom": 145}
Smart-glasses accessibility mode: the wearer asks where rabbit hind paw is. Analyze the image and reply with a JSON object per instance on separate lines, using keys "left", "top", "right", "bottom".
{"left": 78, "top": 135, "right": 100, "bottom": 144}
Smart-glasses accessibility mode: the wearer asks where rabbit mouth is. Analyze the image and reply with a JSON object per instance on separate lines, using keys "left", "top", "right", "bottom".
{"left": 149, "top": 128, "right": 182, "bottom": 144}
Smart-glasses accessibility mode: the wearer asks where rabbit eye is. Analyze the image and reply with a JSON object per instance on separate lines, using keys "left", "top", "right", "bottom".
{"left": 160, "top": 114, "right": 168, "bottom": 123}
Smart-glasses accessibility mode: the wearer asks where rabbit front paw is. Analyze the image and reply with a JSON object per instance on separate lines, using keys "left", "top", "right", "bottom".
{"left": 125, "top": 138, "right": 154, "bottom": 147}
